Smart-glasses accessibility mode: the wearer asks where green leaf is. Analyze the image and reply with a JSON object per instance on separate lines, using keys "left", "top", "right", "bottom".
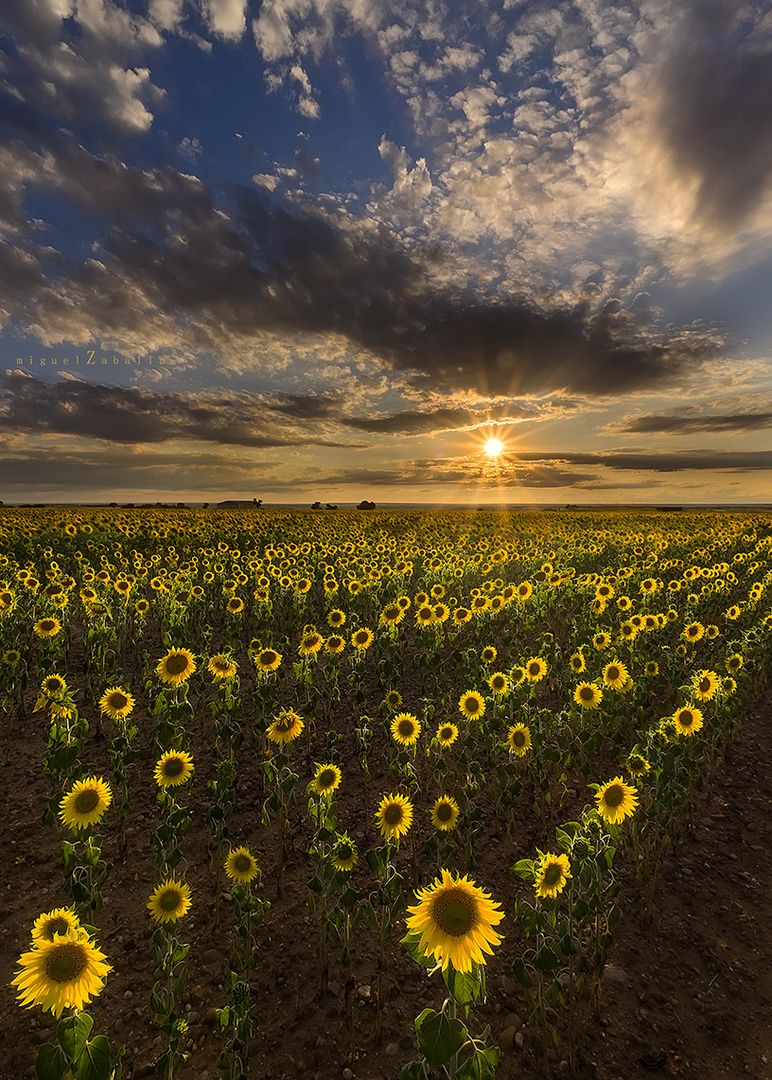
{"left": 443, "top": 965, "right": 483, "bottom": 1010}
{"left": 414, "top": 1008, "right": 467, "bottom": 1069}
{"left": 512, "top": 858, "right": 535, "bottom": 881}
{"left": 58, "top": 1013, "right": 94, "bottom": 1059}
{"left": 512, "top": 958, "right": 533, "bottom": 988}
{"left": 401, "top": 930, "right": 432, "bottom": 967}
{"left": 456, "top": 1045, "right": 500, "bottom": 1080}
{"left": 607, "top": 902, "right": 623, "bottom": 929}
{"left": 36, "top": 1043, "right": 68, "bottom": 1080}
{"left": 401, "top": 1062, "right": 427, "bottom": 1080}
{"left": 71, "top": 1036, "right": 112, "bottom": 1080}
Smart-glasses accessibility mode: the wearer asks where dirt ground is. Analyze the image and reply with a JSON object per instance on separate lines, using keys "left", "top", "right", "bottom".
{"left": 1, "top": 675, "right": 771, "bottom": 1080}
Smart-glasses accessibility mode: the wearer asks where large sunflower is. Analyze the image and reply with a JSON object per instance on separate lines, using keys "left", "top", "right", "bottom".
{"left": 99, "top": 686, "right": 136, "bottom": 720}
{"left": 33, "top": 617, "right": 62, "bottom": 638}
{"left": 435, "top": 722, "right": 459, "bottom": 749}
{"left": 391, "top": 712, "right": 421, "bottom": 747}
{"left": 351, "top": 627, "right": 374, "bottom": 651}
{"left": 12, "top": 927, "right": 112, "bottom": 1017}
{"left": 534, "top": 852, "right": 572, "bottom": 899}
{"left": 311, "top": 762, "right": 342, "bottom": 796}
{"left": 595, "top": 776, "right": 638, "bottom": 824}
{"left": 458, "top": 690, "right": 485, "bottom": 721}
{"left": 31, "top": 908, "right": 80, "bottom": 944}
{"left": 673, "top": 705, "right": 704, "bottom": 736}
{"left": 156, "top": 647, "right": 196, "bottom": 685}
{"left": 224, "top": 846, "right": 259, "bottom": 885}
{"left": 430, "top": 796, "right": 460, "bottom": 832}
{"left": 375, "top": 792, "right": 413, "bottom": 841}
{"left": 59, "top": 776, "right": 113, "bottom": 831}
{"left": 147, "top": 878, "right": 192, "bottom": 924}
{"left": 602, "top": 661, "right": 629, "bottom": 690}
{"left": 573, "top": 682, "right": 603, "bottom": 709}
{"left": 405, "top": 869, "right": 504, "bottom": 974}
{"left": 154, "top": 750, "right": 195, "bottom": 788}
{"left": 254, "top": 647, "right": 282, "bottom": 673}
{"left": 524, "top": 657, "right": 547, "bottom": 683}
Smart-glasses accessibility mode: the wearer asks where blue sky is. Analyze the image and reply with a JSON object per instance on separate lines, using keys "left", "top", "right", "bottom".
{"left": 1, "top": 0, "right": 772, "bottom": 504}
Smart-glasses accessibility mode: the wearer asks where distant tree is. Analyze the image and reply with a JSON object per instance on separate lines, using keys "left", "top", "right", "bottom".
{"left": 356, "top": 500, "right": 376, "bottom": 510}
{"left": 311, "top": 501, "right": 322, "bottom": 509}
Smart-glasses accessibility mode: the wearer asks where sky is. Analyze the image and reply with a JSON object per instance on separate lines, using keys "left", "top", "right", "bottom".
{"left": 2, "top": 0, "right": 772, "bottom": 506}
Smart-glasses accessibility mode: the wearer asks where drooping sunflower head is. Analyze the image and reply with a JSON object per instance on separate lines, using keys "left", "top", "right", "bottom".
{"left": 31, "top": 908, "right": 80, "bottom": 944}
{"left": 430, "top": 796, "right": 460, "bottom": 832}
{"left": 375, "top": 792, "right": 413, "bottom": 842}
{"left": 99, "top": 686, "right": 136, "bottom": 720}
{"left": 154, "top": 750, "right": 195, "bottom": 788}
{"left": 391, "top": 712, "right": 421, "bottom": 747}
{"left": 299, "top": 631, "right": 324, "bottom": 657}
{"left": 534, "top": 852, "right": 572, "bottom": 899}
{"left": 12, "top": 927, "right": 112, "bottom": 1018}
{"left": 224, "top": 846, "right": 259, "bottom": 885}
{"left": 266, "top": 709, "right": 304, "bottom": 745}
{"left": 626, "top": 752, "right": 651, "bottom": 777}
{"left": 506, "top": 723, "right": 532, "bottom": 757}
{"left": 156, "top": 648, "right": 196, "bottom": 685}
{"left": 59, "top": 776, "right": 113, "bottom": 832}
{"left": 311, "top": 762, "right": 342, "bottom": 796}
{"left": 147, "top": 878, "right": 192, "bottom": 924}
{"left": 330, "top": 833, "right": 359, "bottom": 873}
{"left": 594, "top": 776, "right": 638, "bottom": 824}
{"left": 435, "top": 722, "right": 459, "bottom": 749}
{"left": 458, "top": 691, "right": 485, "bottom": 721}
{"left": 208, "top": 654, "right": 238, "bottom": 680}
{"left": 405, "top": 868, "right": 504, "bottom": 974}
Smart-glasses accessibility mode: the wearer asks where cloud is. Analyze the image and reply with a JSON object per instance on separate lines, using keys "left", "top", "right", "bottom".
{"left": 340, "top": 404, "right": 533, "bottom": 434}
{"left": 612, "top": 410, "right": 772, "bottom": 436}
{"left": 201, "top": 0, "right": 248, "bottom": 40}
{"left": 512, "top": 448, "right": 772, "bottom": 473}
{"left": 0, "top": 373, "right": 358, "bottom": 448}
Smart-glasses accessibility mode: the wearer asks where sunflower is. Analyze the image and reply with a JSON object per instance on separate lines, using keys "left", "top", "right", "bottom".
{"left": 594, "top": 777, "right": 638, "bottom": 824}
{"left": 135, "top": 599, "right": 150, "bottom": 616}
{"left": 682, "top": 621, "right": 704, "bottom": 642}
{"left": 3, "top": 648, "right": 21, "bottom": 664}
{"left": 33, "top": 617, "right": 61, "bottom": 638}
{"left": 391, "top": 712, "right": 421, "bottom": 747}
{"left": 325, "top": 634, "right": 346, "bottom": 654}
{"left": 12, "top": 927, "right": 112, "bottom": 1018}
{"left": 725, "top": 653, "right": 743, "bottom": 673}
{"left": 405, "top": 869, "right": 504, "bottom": 974}
{"left": 573, "top": 682, "right": 603, "bottom": 709}
{"left": 375, "top": 792, "right": 413, "bottom": 841}
{"left": 516, "top": 582, "right": 533, "bottom": 600}
{"left": 415, "top": 604, "right": 435, "bottom": 626}
{"left": 311, "top": 762, "right": 342, "bottom": 796}
{"left": 380, "top": 603, "right": 404, "bottom": 627}
{"left": 384, "top": 688, "right": 403, "bottom": 710}
{"left": 435, "top": 722, "right": 459, "bottom": 749}
{"left": 330, "top": 833, "right": 359, "bottom": 872}
{"left": 603, "top": 661, "right": 629, "bottom": 690}
{"left": 488, "top": 671, "right": 510, "bottom": 696}
{"left": 430, "top": 795, "right": 460, "bottom": 832}
{"left": 59, "top": 776, "right": 113, "bottom": 831}
{"left": 458, "top": 691, "right": 485, "bottom": 721}
{"left": 692, "top": 669, "right": 720, "bottom": 701}
{"left": 569, "top": 652, "right": 586, "bottom": 674}
{"left": 644, "top": 660, "right": 659, "bottom": 677}
{"left": 147, "top": 878, "right": 192, "bottom": 924}
{"left": 626, "top": 752, "right": 651, "bottom": 777}
{"left": 98, "top": 686, "right": 136, "bottom": 720}
{"left": 673, "top": 705, "right": 704, "bottom": 736}
{"left": 31, "top": 908, "right": 80, "bottom": 944}
{"left": 41, "top": 673, "right": 67, "bottom": 695}
{"left": 351, "top": 627, "right": 374, "bottom": 651}
{"left": 480, "top": 645, "right": 497, "bottom": 664}
{"left": 525, "top": 657, "right": 547, "bottom": 683}
{"left": 254, "top": 648, "right": 282, "bottom": 673}
{"left": 266, "top": 709, "right": 304, "bottom": 745}
{"left": 506, "top": 723, "right": 532, "bottom": 757}
{"left": 154, "top": 750, "right": 195, "bottom": 788}
{"left": 208, "top": 653, "right": 238, "bottom": 680}
{"left": 534, "top": 852, "right": 572, "bottom": 899}
{"left": 452, "top": 606, "right": 472, "bottom": 624}
{"left": 156, "top": 647, "right": 196, "bottom": 685}
{"left": 299, "top": 631, "right": 324, "bottom": 657}
{"left": 224, "top": 846, "right": 259, "bottom": 885}
{"left": 593, "top": 632, "right": 611, "bottom": 651}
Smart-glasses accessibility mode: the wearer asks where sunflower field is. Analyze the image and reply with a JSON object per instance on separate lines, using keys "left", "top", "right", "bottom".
{"left": 2, "top": 506, "right": 771, "bottom": 1080}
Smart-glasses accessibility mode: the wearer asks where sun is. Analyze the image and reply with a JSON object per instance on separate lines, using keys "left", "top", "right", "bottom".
{"left": 484, "top": 438, "right": 503, "bottom": 457}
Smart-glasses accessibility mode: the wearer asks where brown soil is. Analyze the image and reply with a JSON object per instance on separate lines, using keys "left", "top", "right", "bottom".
{"left": 1, "top": 675, "right": 771, "bottom": 1080}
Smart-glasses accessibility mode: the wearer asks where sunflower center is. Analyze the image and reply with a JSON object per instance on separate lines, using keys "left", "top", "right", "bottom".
{"left": 160, "top": 889, "right": 182, "bottom": 912}
{"left": 436, "top": 803, "right": 453, "bottom": 822}
{"left": 234, "top": 855, "right": 252, "bottom": 873}
{"left": 318, "top": 769, "right": 337, "bottom": 787}
{"left": 580, "top": 687, "right": 594, "bottom": 701}
{"left": 74, "top": 789, "right": 100, "bottom": 814}
{"left": 699, "top": 679, "right": 710, "bottom": 693}
{"left": 166, "top": 654, "right": 191, "bottom": 675}
{"left": 398, "top": 721, "right": 414, "bottom": 737}
{"left": 383, "top": 804, "right": 404, "bottom": 826}
{"left": 512, "top": 731, "right": 525, "bottom": 746}
{"left": 679, "top": 711, "right": 694, "bottom": 727}
{"left": 45, "top": 943, "right": 87, "bottom": 983}
{"left": 467, "top": 699, "right": 480, "bottom": 713}
{"left": 432, "top": 888, "right": 477, "bottom": 937}
{"left": 603, "top": 784, "right": 624, "bottom": 808}
{"left": 262, "top": 651, "right": 277, "bottom": 665}
{"left": 608, "top": 667, "right": 620, "bottom": 681}
{"left": 542, "top": 863, "right": 563, "bottom": 887}
{"left": 110, "top": 693, "right": 128, "bottom": 710}
{"left": 337, "top": 844, "right": 353, "bottom": 861}
{"left": 163, "top": 758, "right": 184, "bottom": 777}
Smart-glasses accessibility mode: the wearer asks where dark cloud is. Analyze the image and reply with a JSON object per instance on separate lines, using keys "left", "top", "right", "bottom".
{"left": 615, "top": 411, "right": 772, "bottom": 435}
{"left": 656, "top": 3, "right": 772, "bottom": 226}
{"left": 264, "top": 393, "right": 345, "bottom": 419}
{"left": 340, "top": 404, "right": 534, "bottom": 434}
{"left": 0, "top": 373, "right": 357, "bottom": 448}
{"left": 513, "top": 449, "right": 772, "bottom": 472}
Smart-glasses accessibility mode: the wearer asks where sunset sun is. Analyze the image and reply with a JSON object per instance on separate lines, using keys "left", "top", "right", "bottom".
{"left": 484, "top": 438, "right": 504, "bottom": 457}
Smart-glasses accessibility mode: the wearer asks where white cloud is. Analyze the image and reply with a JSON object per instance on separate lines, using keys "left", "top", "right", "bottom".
{"left": 201, "top": 0, "right": 248, "bottom": 41}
